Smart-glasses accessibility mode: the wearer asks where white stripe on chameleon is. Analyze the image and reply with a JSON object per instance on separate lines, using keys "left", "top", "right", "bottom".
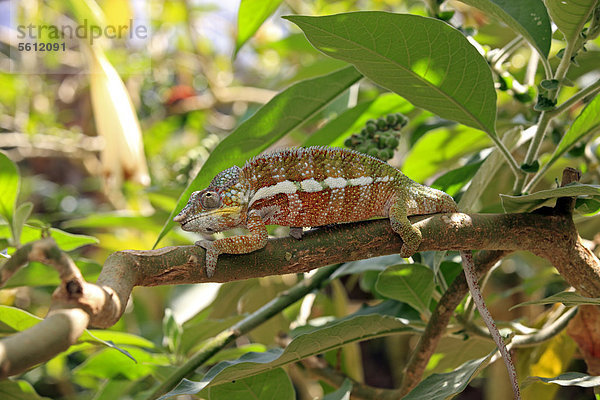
{"left": 300, "top": 178, "right": 323, "bottom": 192}
{"left": 375, "top": 176, "right": 391, "bottom": 183}
{"left": 249, "top": 180, "right": 297, "bottom": 206}
{"left": 348, "top": 176, "right": 373, "bottom": 186}
{"left": 249, "top": 175, "right": 383, "bottom": 206}
{"left": 323, "top": 177, "right": 347, "bottom": 189}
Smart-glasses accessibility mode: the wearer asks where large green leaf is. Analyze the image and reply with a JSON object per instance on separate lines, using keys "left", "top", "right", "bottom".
{"left": 208, "top": 368, "right": 294, "bottom": 400}
{"left": 402, "top": 125, "right": 490, "bottom": 183}
{"left": 458, "top": 0, "right": 551, "bottom": 58}
{"left": 545, "top": 0, "right": 599, "bottom": 44}
{"left": 431, "top": 160, "right": 484, "bottom": 197}
{"left": 500, "top": 182, "right": 600, "bottom": 212}
{"left": 285, "top": 12, "right": 497, "bottom": 135}
{"left": 403, "top": 353, "right": 493, "bottom": 400}
{"left": 548, "top": 93, "right": 600, "bottom": 166}
{"left": 159, "top": 314, "right": 418, "bottom": 398}
{"left": 155, "top": 66, "right": 363, "bottom": 247}
{"left": 235, "top": 0, "right": 284, "bottom": 54}
{"left": 375, "top": 264, "right": 434, "bottom": 314}
{"left": 0, "top": 151, "right": 19, "bottom": 223}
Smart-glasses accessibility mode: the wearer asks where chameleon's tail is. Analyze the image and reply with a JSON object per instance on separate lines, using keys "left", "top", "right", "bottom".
{"left": 460, "top": 250, "right": 521, "bottom": 400}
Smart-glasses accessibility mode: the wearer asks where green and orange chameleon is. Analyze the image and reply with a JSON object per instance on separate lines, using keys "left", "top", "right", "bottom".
{"left": 174, "top": 146, "right": 520, "bottom": 399}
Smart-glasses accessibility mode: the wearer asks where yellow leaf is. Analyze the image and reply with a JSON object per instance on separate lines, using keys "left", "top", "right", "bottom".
{"left": 523, "top": 331, "right": 577, "bottom": 400}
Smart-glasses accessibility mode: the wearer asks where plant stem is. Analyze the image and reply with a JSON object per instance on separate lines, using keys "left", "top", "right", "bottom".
{"left": 525, "top": 125, "right": 600, "bottom": 192}
{"left": 491, "top": 36, "right": 524, "bottom": 68}
{"left": 550, "top": 79, "right": 600, "bottom": 117}
{"left": 516, "top": 40, "right": 578, "bottom": 194}
{"left": 488, "top": 132, "right": 521, "bottom": 178}
{"left": 146, "top": 264, "right": 339, "bottom": 400}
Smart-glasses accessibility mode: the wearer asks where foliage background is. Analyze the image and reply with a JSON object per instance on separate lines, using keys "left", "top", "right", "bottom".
{"left": 0, "top": 0, "right": 599, "bottom": 399}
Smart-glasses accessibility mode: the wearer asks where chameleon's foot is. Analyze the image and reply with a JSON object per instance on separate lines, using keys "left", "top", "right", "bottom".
{"left": 289, "top": 227, "right": 304, "bottom": 240}
{"left": 195, "top": 240, "right": 219, "bottom": 278}
{"left": 393, "top": 223, "right": 422, "bottom": 258}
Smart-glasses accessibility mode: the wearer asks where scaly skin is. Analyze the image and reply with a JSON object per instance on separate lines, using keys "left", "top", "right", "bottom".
{"left": 174, "top": 146, "right": 520, "bottom": 399}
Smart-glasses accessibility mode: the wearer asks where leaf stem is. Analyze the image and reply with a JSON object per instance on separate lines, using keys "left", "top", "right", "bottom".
{"left": 549, "top": 79, "right": 600, "bottom": 117}
{"left": 146, "top": 264, "right": 339, "bottom": 400}
{"left": 516, "top": 40, "right": 578, "bottom": 194}
{"left": 488, "top": 132, "right": 521, "bottom": 178}
{"left": 490, "top": 36, "right": 524, "bottom": 68}
{"left": 525, "top": 125, "right": 600, "bottom": 192}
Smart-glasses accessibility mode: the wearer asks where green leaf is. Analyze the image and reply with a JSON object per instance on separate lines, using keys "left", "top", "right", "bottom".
{"left": 205, "top": 344, "right": 268, "bottom": 365}
{"left": 431, "top": 161, "right": 484, "bottom": 196}
{"left": 457, "top": 0, "right": 551, "bottom": 58}
{"left": 427, "top": 336, "right": 496, "bottom": 375}
{"left": 48, "top": 227, "right": 98, "bottom": 251}
{"left": 458, "top": 127, "right": 522, "bottom": 211}
{"left": 548, "top": 93, "right": 600, "bottom": 167}
{"left": 524, "top": 372, "right": 600, "bottom": 387}
{"left": 74, "top": 346, "right": 169, "bottom": 380}
{"left": 0, "top": 305, "right": 40, "bottom": 331}
{"left": 540, "top": 79, "right": 560, "bottom": 90}
{"left": 163, "top": 308, "right": 182, "bottom": 354}
{"left": 323, "top": 379, "right": 352, "bottom": 400}
{"left": 402, "top": 125, "right": 490, "bottom": 183}
{"left": 285, "top": 12, "right": 497, "bottom": 135}
{"left": 2, "top": 259, "right": 101, "bottom": 288}
{"left": 181, "top": 315, "right": 244, "bottom": 355}
{"left": 330, "top": 255, "right": 406, "bottom": 280}
{"left": 375, "top": 264, "right": 434, "bottom": 314}
{"left": 511, "top": 290, "right": 600, "bottom": 309}
{"left": 208, "top": 368, "right": 294, "bottom": 400}
{"left": 302, "top": 93, "right": 413, "bottom": 147}
{"left": 0, "top": 379, "right": 48, "bottom": 399}
{"left": 1, "top": 223, "right": 98, "bottom": 251}
{"left": 0, "top": 151, "right": 19, "bottom": 223}
{"left": 62, "top": 211, "right": 160, "bottom": 230}
{"left": 500, "top": 182, "right": 600, "bottom": 213}
{"left": 545, "top": 0, "right": 598, "bottom": 44}
{"left": 84, "top": 330, "right": 155, "bottom": 349}
{"left": 235, "top": 0, "right": 284, "bottom": 54}
{"left": 403, "top": 353, "right": 493, "bottom": 400}
{"left": 575, "top": 197, "right": 600, "bottom": 215}
{"left": 520, "top": 160, "right": 540, "bottom": 173}
{"left": 159, "top": 314, "right": 418, "bottom": 398}
{"left": 12, "top": 202, "right": 33, "bottom": 246}
{"left": 155, "top": 66, "right": 363, "bottom": 247}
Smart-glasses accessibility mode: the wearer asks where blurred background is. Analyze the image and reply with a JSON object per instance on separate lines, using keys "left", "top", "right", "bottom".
{"left": 0, "top": 0, "right": 599, "bottom": 399}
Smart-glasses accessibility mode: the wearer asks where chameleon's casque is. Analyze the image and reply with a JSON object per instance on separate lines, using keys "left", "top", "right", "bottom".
{"left": 173, "top": 146, "right": 521, "bottom": 399}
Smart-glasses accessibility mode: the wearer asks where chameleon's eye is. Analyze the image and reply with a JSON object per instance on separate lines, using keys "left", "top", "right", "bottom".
{"left": 200, "top": 191, "right": 221, "bottom": 210}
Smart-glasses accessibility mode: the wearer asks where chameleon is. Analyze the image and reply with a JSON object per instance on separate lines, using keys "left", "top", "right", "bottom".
{"left": 174, "top": 146, "right": 521, "bottom": 399}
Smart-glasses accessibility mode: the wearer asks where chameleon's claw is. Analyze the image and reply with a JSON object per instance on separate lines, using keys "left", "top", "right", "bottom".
{"left": 195, "top": 240, "right": 219, "bottom": 278}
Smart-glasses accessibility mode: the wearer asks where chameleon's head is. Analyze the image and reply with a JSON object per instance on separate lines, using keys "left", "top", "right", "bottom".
{"left": 173, "top": 166, "right": 248, "bottom": 234}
